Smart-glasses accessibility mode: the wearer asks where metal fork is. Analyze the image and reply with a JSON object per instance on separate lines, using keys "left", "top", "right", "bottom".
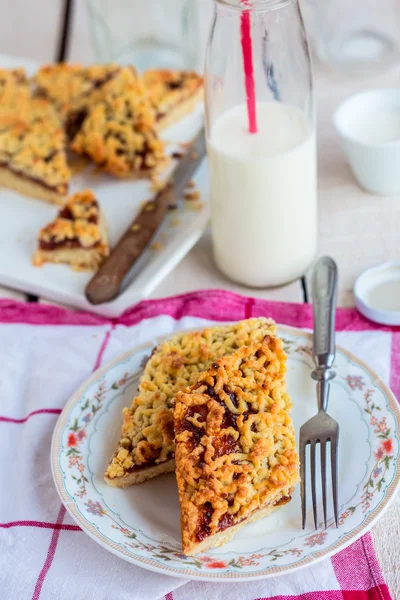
{"left": 300, "top": 256, "right": 340, "bottom": 530}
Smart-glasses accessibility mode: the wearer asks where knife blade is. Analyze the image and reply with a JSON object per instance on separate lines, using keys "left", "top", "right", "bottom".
{"left": 85, "top": 127, "right": 206, "bottom": 305}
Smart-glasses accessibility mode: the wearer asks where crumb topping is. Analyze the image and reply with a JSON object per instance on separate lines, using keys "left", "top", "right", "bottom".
{"left": 184, "top": 188, "right": 200, "bottom": 201}
{"left": 143, "top": 69, "right": 203, "bottom": 119}
{"left": 105, "top": 318, "right": 277, "bottom": 481}
{"left": 9, "top": 117, "right": 70, "bottom": 190}
{"left": 0, "top": 122, "right": 27, "bottom": 163}
{"left": 0, "top": 69, "right": 30, "bottom": 126}
{"left": 34, "top": 63, "right": 121, "bottom": 116}
{"left": 174, "top": 336, "right": 299, "bottom": 554}
{"left": 0, "top": 82, "right": 70, "bottom": 191}
{"left": 0, "top": 64, "right": 202, "bottom": 198}
{"left": 71, "top": 68, "right": 166, "bottom": 177}
{"left": 38, "top": 190, "right": 105, "bottom": 248}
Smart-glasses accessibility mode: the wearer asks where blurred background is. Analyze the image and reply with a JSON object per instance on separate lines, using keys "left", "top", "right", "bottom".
{"left": 2, "top": 0, "right": 400, "bottom": 76}
{"left": 0, "top": 0, "right": 213, "bottom": 67}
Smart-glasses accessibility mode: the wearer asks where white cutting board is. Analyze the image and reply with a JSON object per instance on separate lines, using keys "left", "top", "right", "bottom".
{"left": 0, "top": 54, "right": 209, "bottom": 317}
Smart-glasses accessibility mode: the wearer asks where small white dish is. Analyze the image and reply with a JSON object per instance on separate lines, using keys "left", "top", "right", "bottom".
{"left": 333, "top": 89, "right": 400, "bottom": 195}
{"left": 355, "top": 261, "right": 400, "bottom": 325}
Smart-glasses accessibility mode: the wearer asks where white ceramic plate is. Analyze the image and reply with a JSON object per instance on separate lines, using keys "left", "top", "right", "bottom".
{"left": 0, "top": 53, "right": 208, "bottom": 317}
{"left": 51, "top": 325, "right": 400, "bottom": 581}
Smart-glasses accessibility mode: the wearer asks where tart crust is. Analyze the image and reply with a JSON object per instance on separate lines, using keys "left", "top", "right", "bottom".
{"left": 104, "top": 318, "right": 277, "bottom": 487}
{"left": 174, "top": 335, "right": 299, "bottom": 555}
{"left": 104, "top": 459, "right": 175, "bottom": 488}
{"left": 0, "top": 165, "right": 67, "bottom": 205}
{"left": 185, "top": 492, "right": 294, "bottom": 554}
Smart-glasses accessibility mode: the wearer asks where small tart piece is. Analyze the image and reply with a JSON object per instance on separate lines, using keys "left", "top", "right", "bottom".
{"left": 143, "top": 69, "right": 203, "bottom": 130}
{"left": 104, "top": 318, "right": 277, "bottom": 487}
{"left": 33, "top": 189, "right": 109, "bottom": 271}
{"left": 174, "top": 335, "right": 299, "bottom": 556}
{"left": 34, "top": 63, "right": 121, "bottom": 137}
{"left": 71, "top": 68, "right": 167, "bottom": 178}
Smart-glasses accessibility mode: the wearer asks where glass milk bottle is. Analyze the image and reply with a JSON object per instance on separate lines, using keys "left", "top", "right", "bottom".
{"left": 205, "top": 0, "right": 317, "bottom": 287}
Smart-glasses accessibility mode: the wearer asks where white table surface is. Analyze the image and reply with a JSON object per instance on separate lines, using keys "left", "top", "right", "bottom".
{"left": 0, "top": 4, "right": 399, "bottom": 591}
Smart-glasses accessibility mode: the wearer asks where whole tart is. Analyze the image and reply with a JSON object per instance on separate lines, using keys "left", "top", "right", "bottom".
{"left": 174, "top": 335, "right": 299, "bottom": 555}
{"left": 104, "top": 318, "right": 277, "bottom": 487}
{"left": 71, "top": 68, "right": 167, "bottom": 178}
{"left": 33, "top": 189, "right": 109, "bottom": 271}
{"left": 143, "top": 69, "right": 203, "bottom": 130}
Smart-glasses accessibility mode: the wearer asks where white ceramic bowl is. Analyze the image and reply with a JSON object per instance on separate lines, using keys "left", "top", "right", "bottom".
{"left": 354, "top": 261, "right": 400, "bottom": 325}
{"left": 333, "top": 89, "right": 400, "bottom": 195}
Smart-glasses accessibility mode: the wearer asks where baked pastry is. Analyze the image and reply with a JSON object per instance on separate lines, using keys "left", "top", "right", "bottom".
{"left": 104, "top": 318, "right": 276, "bottom": 487}
{"left": 33, "top": 189, "right": 109, "bottom": 270}
{"left": 174, "top": 335, "right": 298, "bottom": 555}
{"left": 0, "top": 69, "right": 30, "bottom": 164}
{"left": 71, "top": 68, "right": 166, "bottom": 178}
{"left": 143, "top": 69, "right": 203, "bottom": 130}
{"left": 34, "top": 63, "right": 121, "bottom": 137}
{"left": 0, "top": 94, "right": 70, "bottom": 205}
{"left": 0, "top": 68, "right": 30, "bottom": 126}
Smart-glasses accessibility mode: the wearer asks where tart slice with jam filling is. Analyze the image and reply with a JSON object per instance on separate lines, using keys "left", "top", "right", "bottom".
{"left": 3, "top": 103, "right": 71, "bottom": 205}
{"left": 71, "top": 68, "right": 167, "bottom": 178}
{"left": 0, "top": 76, "right": 71, "bottom": 205}
{"left": 143, "top": 69, "right": 203, "bottom": 130}
{"left": 33, "top": 189, "right": 109, "bottom": 271}
{"left": 174, "top": 335, "right": 299, "bottom": 555}
{"left": 104, "top": 318, "right": 277, "bottom": 488}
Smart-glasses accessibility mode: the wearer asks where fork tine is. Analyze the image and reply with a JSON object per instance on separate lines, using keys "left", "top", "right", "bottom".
{"left": 300, "top": 438, "right": 307, "bottom": 529}
{"left": 320, "top": 439, "right": 327, "bottom": 529}
{"left": 331, "top": 438, "right": 339, "bottom": 527}
{"left": 310, "top": 441, "right": 318, "bottom": 529}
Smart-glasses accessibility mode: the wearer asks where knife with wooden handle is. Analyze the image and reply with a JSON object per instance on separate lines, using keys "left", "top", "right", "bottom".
{"left": 85, "top": 128, "right": 206, "bottom": 305}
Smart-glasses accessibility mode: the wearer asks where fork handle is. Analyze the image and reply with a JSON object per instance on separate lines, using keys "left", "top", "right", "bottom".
{"left": 312, "top": 257, "right": 338, "bottom": 369}
{"left": 313, "top": 369, "right": 335, "bottom": 412}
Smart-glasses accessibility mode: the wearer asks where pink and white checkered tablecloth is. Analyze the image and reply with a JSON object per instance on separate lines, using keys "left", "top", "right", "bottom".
{"left": 0, "top": 290, "right": 397, "bottom": 600}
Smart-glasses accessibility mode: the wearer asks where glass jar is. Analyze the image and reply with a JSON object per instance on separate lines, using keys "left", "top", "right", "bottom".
{"left": 305, "top": 0, "right": 400, "bottom": 74}
{"left": 205, "top": 0, "right": 317, "bottom": 288}
{"left": 86, "top": 0, "right": 199, "bottom": 71}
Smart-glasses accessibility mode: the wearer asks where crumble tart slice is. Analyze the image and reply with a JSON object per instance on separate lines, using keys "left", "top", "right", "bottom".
{"left": 71, "top": 68, "right": 167, "bottom": 178}
{"left": 0, "top": 97, "right": 71, "bottom": 204}
{"left": 104, "top": 318, "right": 276, "bottom": 487}
{"left": 3, "top": 113, "right": 70, "bottom": 205}
{"left": 174, "top": 335, "right": 299, "bottom": 555}
{"left": 33, "top": 189, "right": 109, "bottom": 270}
{"left": 143, "top": 69, "right": 203, "bottom": 130}
{"left": 0, "top": 94, "right": 61, "bottom": 164}
{"left": 34, "top": 63, "right": 121, "bottom": 137}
